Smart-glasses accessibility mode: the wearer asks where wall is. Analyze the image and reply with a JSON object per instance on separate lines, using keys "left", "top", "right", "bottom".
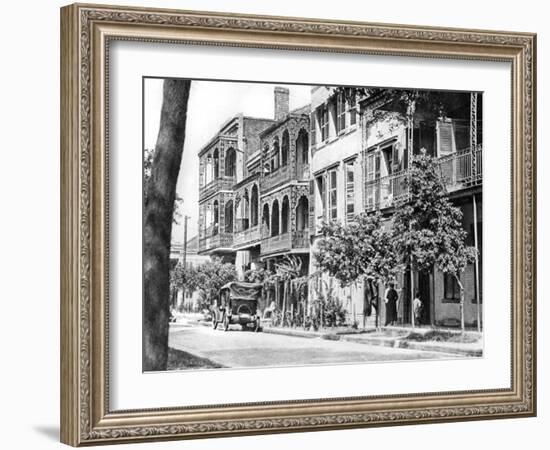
{"left": 0, "top": 1, "right": 547, "bottom": 450}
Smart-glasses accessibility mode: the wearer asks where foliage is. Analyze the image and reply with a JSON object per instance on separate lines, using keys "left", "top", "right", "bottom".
{"left": 337, "top": 86, "right": 457, "bottom": 126}
{"left": 309, "top": 280, "right": 347, "bottom": 328}
{"left": 144, "top": 147, "right": 183, "bottom": 224}
{"left": 392, "top": 151, "right": 477, "bottom": 278}
{"left": 243, "top": 266, "right": 274, "bottom": 284}
{"left": 170, "top": 257, "right": 237, "bottom": 310}
{"left": 274, "top": 255, "right": 304, "bottom": 281}
{"left": 315, "top": 212, "right": 402, "bottom": 287}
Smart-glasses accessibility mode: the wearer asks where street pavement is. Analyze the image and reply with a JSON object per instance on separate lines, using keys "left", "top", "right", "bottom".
{"left": 168, "top": 323, "right": 457, "bottom": 370}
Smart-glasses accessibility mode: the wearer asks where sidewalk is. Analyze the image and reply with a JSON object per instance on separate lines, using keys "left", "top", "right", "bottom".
{"left": 263, "top": 325, "right": 483, "bottom": 357}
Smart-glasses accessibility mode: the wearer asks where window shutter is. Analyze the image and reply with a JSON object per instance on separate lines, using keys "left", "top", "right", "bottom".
{"left": 438, "top": 120, "right": 455, "bottom": 156}
{"left": 310, "top": 111, "right": 316, "bottom": 147}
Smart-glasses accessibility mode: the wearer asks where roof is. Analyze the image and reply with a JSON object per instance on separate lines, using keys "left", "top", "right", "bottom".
{"left": 220, "top": 281, "right": 263, "bottom": 300}
{"left": 259, "top": 103, "right": 311, "bottom": 137}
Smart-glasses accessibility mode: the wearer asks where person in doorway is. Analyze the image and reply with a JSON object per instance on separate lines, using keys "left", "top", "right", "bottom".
{"left": 413, "top": 291, "right": 423, "bottom": 326}
{"left": 384, "top": 282, "right": 399, "bottom": 326}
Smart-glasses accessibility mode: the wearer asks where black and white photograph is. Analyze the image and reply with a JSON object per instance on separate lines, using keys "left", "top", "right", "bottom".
{"left": 143, "top": 78, "right": 483, "bottom": 372}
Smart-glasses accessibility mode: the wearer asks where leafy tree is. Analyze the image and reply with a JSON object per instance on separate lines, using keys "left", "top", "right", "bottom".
{"left": 392, "top": 151, "right": 477, "bottom": 330}
{"left": 315, "top": 212, "right": 402, "bottom": 328}
{"left": 173, "top": 257, "right": 237, "bottom": 310}
{"left": 143, "top": 79, "right": 191, "bottom": 372}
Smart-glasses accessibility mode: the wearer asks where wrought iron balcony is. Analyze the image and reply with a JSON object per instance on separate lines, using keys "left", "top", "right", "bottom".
{"left": 199, "top": 176, "right": 235, "bottom": 200}
{"left": 296, "top": 163, "right": 310, "bottom": 181}
{"left": 233, "top": 224, "right": 261, "bottom": 248}
{"left": 261, "top": 165, "right": 291, "bottom": 192}
{"left": 198, "top": 225, "right": 233, "bottom": 253}
{"left": 365, "top": 147, "right": 482, "bottom": 211}
{"left": 260, "top": 230, "right": 310, "bottom": 255}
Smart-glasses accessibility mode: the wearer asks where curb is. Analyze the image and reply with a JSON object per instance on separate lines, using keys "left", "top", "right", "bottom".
{"left": 264, "top": 327, "right": 482, "bottom": 357}
{"left": 262, "top": 327, "right": 324, "bottom": 339}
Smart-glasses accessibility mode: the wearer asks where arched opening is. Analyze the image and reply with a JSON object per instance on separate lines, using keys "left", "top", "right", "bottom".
{"left": 281, "top": 130, "right": 289, "bottom": 166}
{"left": 240, "top": 189, "right": 250, "bottom": 231}
{"left": 271, "top": 138, "right": 280, "bottom": 172}
{"left": 213, "top": 148, "right": 220, "bottom": 179}
{"left": 251, "top": 184, "right": 259, "bottom": 227}
{"left": 213, "top": 200, "right": 219, "bottom": 235}
{"left": 263, "top": 144, "right": 271, "bottom": 174}
{"left": 205, "top": 156, "right": 213, "bottom": 184}
{"left": 296, "top": 129, "right": 309, "bottom": 179}
{"left": 281, "top": 196, "right": 290, "bottom": 234}
{"left": 296, "top": 196, "right": 309, "bottom": 231}
{"left": 205, "top": 204, "right": 212, "bottom": 229}
{"left": 224, "top": 200, "right": 233, "bottom": 234}
{"left": 271, "top": 200, "right": 280, "bottom": 236}
{"left": 262, "top": 203, "right": 270, "bottom": 236}
{"left": 225, "top": 147, "right": 236, "bottom": 178}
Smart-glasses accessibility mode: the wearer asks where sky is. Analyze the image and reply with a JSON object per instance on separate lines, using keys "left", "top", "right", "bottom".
{"left": 144, "top": 79, "right": 312, "bottom": 243}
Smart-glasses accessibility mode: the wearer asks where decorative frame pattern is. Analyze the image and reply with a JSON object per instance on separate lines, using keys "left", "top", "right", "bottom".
{"left": 60, "top": 3, "right": 536, "bottom": 446}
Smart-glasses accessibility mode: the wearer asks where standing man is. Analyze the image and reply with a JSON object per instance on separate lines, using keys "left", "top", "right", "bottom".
{"left": 384, "top": 282, "right": 399, "bottom": 326}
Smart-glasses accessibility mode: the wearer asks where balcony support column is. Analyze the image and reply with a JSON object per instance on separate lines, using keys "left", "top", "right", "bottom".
{"left": 470, "top": 92, "right": 478, "bottom": 180}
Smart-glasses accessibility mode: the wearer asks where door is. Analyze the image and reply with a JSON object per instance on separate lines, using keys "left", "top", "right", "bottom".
{"left": 417, "top": 271, "right": 432, "bottom": 326}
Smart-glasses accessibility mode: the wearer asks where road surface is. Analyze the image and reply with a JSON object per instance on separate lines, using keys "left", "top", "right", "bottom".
{"left": 168, "top": 323, "right": 455, "bottom": 370}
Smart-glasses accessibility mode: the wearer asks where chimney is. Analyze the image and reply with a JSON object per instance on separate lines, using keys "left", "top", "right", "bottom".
{"left": 274, "top": 86, "right": 289, "bottom": 121}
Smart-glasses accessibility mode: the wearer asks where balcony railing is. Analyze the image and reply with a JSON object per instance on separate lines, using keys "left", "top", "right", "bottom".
{"left": 296, "top": 163, "right": 310, "bottom": 181}
{"left": 439, "top": 146, "right": 482, "bottom": 187}
{"left": 198, "top": 227, "right": 233, "bottom": 253}
{"left": 260, "top": 230, "right": 310, "bottom": 255}
{"left": 365, "top": 147, "right": 482, "bottom": 211}
{"left": 233, "top": 225, "right": 261, "bottom": 248}
{"left": 199, "top": 176, "right": 234, "bottom": 200}
{"left": 261, "top": 165, "right": 291, "bottom": 191}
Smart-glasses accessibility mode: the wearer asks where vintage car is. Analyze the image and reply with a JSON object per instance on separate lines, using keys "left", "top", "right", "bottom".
{"left": 211, "top": 281, "right": 263, "bottom": 332}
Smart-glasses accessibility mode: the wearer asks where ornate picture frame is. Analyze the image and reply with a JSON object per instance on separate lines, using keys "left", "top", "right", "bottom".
{"left": 60, "top": 3, "right": 536, "bottom": 446}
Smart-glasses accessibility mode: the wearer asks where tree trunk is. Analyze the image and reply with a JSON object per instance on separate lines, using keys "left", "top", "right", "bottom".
{"left": 410, "top": 263, "right": 415, "bottom": 328}
{"left": 143, "top": 79, "right": 191, "bottom": 371}
{"left": 454, "top": 274, "right": 465, "bottom": 332}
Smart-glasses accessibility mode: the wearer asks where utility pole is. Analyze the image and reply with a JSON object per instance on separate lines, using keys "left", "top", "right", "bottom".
{"left": 181, "top": 215, "right": 189, "bottom": 311}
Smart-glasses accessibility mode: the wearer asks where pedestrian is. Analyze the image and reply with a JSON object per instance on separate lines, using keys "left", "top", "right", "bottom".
{"left": 413, "top": 291, "right": 423, "bottom": 326}
{"left": 384, "top": 282, "right": 399, "bottom": 326}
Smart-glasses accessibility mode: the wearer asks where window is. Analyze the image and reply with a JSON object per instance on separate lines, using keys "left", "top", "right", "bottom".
{"left": 348, "top": 89, "right": 357, "bottom": 126}
{"left": 310, "top": 112, "right": 316, "bottom": 147}
{"left": 345, "top": 161, "right": 355, "bottom": 222}
{"left": 328, "top": 168, "right": 338, "bottom": 221}
{"left": 365, "top": 152, "right": 381, "bottom": 208}
{"left": 315, "top": 174, "right": 326, "bottom": 222}
{"left": 319, "top": 105, "right": 329, "bottom": 142}
{"left": 336, "top": 93, "right": 346, "bottom": 133}
{"left": 444, "top": 273, "right": 460, "bottom": 301}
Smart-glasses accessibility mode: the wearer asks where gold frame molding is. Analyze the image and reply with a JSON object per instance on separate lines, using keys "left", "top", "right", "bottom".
{"left": 60, "top": 3, "right": 537, "bottom": 446}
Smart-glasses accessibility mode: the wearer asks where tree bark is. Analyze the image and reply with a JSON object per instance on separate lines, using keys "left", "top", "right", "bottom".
{"left": 455, "top": 275, "right": 465, "bottom": 332}
{"left": 143, "top": 79, "right": 191, "bottom": 371}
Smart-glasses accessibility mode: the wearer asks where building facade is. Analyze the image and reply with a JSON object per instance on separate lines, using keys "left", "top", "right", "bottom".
{"left": 197, "top": 85, "right": 483, "bottom": 329}
{"left": 358, "top": 89, "right": 483, "bottom": 328}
